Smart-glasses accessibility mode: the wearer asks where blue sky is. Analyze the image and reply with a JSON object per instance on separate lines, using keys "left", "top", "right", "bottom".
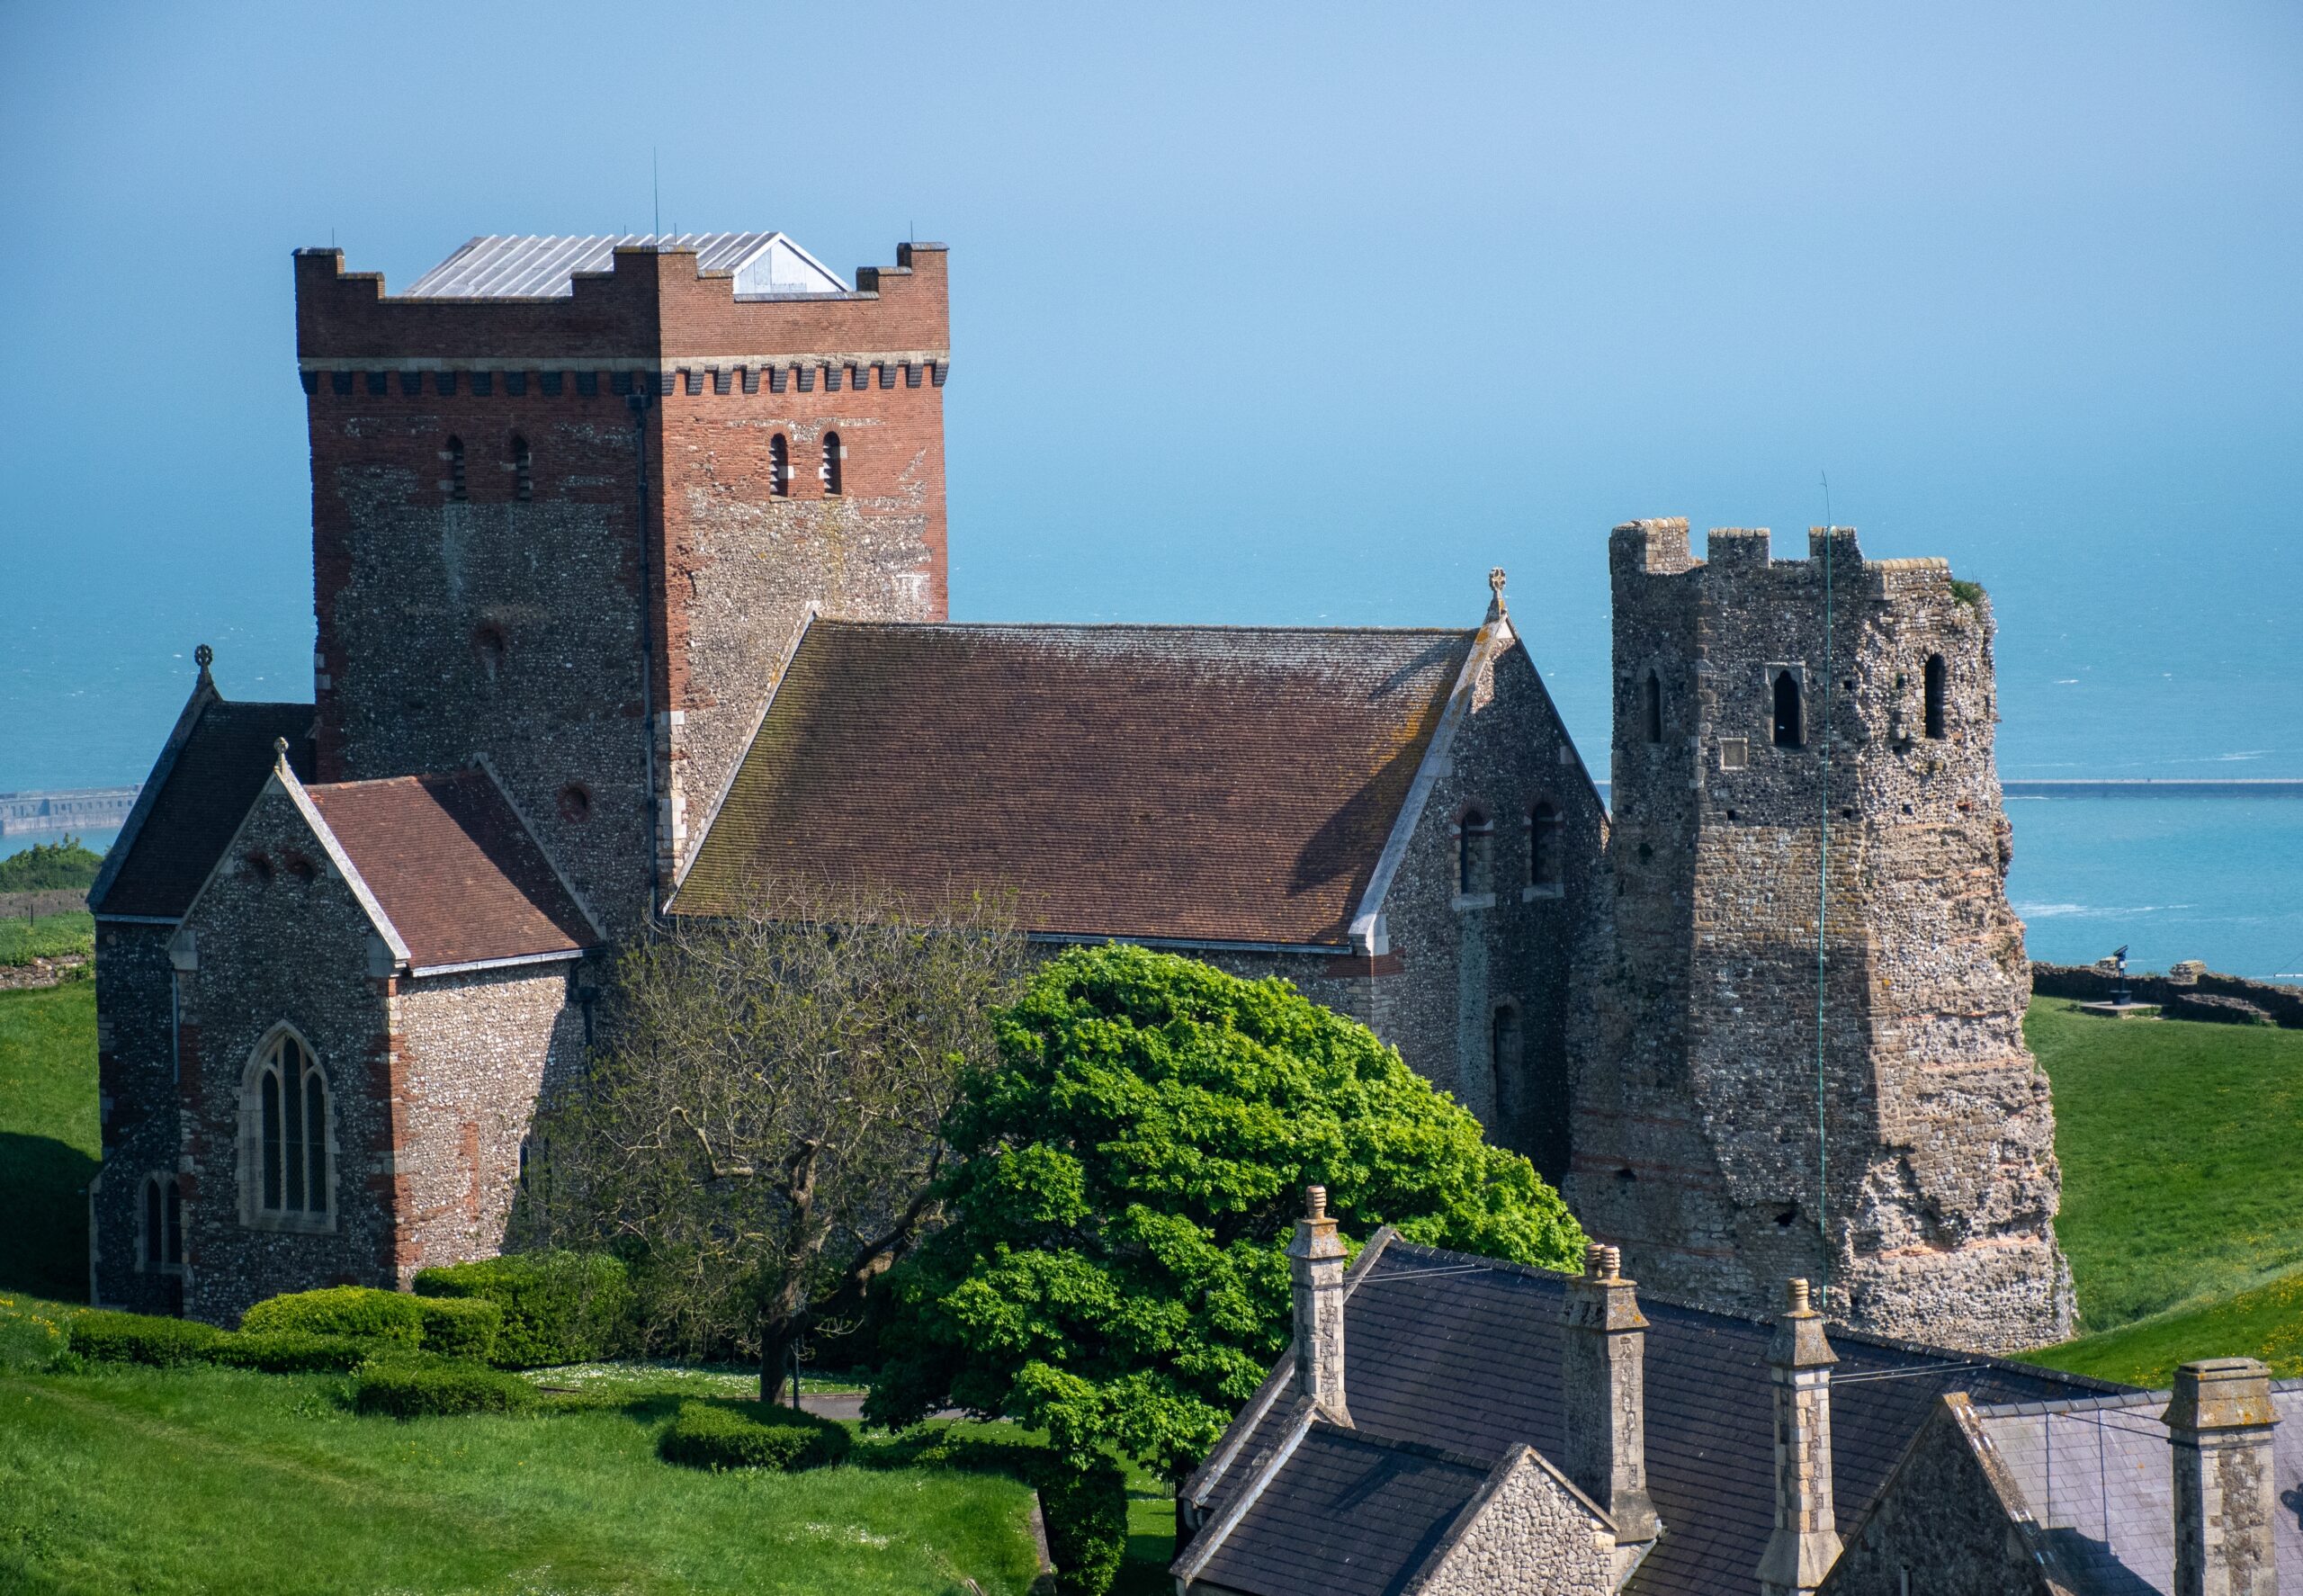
{"left": 2, "top": 1, "right": 2298, "bottom": 789}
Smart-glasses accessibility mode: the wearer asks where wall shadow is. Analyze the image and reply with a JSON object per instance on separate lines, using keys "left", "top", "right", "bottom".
{"left": 0, "top": 1131, "right": 97, "bottom": 1300}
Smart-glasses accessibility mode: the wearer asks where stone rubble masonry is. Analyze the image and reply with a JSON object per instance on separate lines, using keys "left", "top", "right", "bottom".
{"left": 1559, "top": 1244, "right": 1660, "bottom": 1545}
{"left": 2164, "top": 1358, "right": 2281, "bottom": 1596}
{"left": 1286, "top": 1186, "right": 1351, "bottom": 1425}
{"left": 89, "top": 920, "right": 184, "bottom": 1314}
{"left": 1567, "top": 520, "right": 2071, "bottom": 1355}
{"left": 295, "top": 241, "right": 948, "bottom": 932}
{"left": 1415, "top": 1448, "right": 1619, "bottom": 1596}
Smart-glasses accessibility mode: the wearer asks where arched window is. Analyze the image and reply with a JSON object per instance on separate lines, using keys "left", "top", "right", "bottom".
{"left": 1490, "top": 1004, "right": 1522, "bottom": 1130}
{"left": 770, "top": 434, "right": 790, "bottom": 498}
{"left": 1772, "top": 670, "right": 1804, "bottom": 748}
{"left": 1924, "top": 653, "right": 1948, "bottom": 740}
{"left": 820, "top": 432, "right": 843, "bottom": 496}
{"left": 1529, "top": 802, "right": 1562, "bottom": 887}
{"left": 1644, "top": 671, "right": 1662, "bottom": 744}
{"left": 1458, "top": 808, "right": 1494, "bottom": 896}
{"left": 142, "top": 1175, "right": 182, "bottom": 1269}
{"left": 246, "top": 1031, "right": 332, "bottom": 1224}
{"left": 511, "top": 435, "right": 533, "bottom": 501}
{"left": 444, "top": 435, "right": 467, "bottom": 501}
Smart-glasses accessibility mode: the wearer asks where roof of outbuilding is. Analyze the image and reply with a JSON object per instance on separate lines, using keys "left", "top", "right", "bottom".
{"left": 672, "top": 621, "right": 1478, "bottom": 949}
{"left": 90, "top": 696, "right": 315, "bottom": 920}
{"left": 1194, "top": 1426, "right": 1492, "bottom": 1596}
{"left": 1183, "top": 1238, "right": 2126, "bottom": 1596}
{"left": 400, "top": 232, "right": 847, "bottom": 299}
{"left": 1969, "top": 1380, "right": 2303, "bottom": 1595}
{"left": 301, "top": 768, "right": 598, "bottom": 971}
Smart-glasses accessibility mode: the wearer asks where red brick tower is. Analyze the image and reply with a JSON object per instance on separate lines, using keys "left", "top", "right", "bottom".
{"left": 294, "top": 235, "right": 950, "bottom": 928}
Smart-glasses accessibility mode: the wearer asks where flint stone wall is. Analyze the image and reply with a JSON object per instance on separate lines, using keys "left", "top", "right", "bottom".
{"left": 1417, "top": 1449, "right": 1617, "bottom": 1596}
{"left": 89, "top": 921, "right": 183, "bottom": 1313}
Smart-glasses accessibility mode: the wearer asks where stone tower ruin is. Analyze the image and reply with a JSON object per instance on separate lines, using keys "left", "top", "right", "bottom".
{"left": 1565, "top": 518, "right": 2072, "bottom": 1354}
{"left": 294, "top": 235, "right": 951, "bottom": 928}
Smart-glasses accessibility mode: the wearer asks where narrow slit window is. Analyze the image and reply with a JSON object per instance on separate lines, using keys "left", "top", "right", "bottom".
{"left": 144, "top": 1177, "right": 165, "bottom": 1267}
{"left": 445, "top": 435, "right": 467, "bottom": 501}
{"left": 165, "top": 1181, "right": 183, "bottom": 1264}
{"left": 1490, "top": 1005, "right": 1521, "bottom": 1128}
{"left": 1529, "top": 802, "right": 1562, "bottom": 886}
{"left": 1644, "top": 671, "right": 1662, "bottom": 744}
{"left": 1459, "top": 809, "right": 1493, "bottom": 895}
{"left": 1773, "top": 670, "right": 1804, "bottom": 748}
{"left": 820, "top": 432, "right": 843, "bottom": 496}
{"left": 770, "top": 434, "right": 790, "bottom": 498}
{"left": 1924, "top": 653, "right": 1948, "bottom": 740}
{"left": 511, "top": 435, "right": 533, "bottom": 501}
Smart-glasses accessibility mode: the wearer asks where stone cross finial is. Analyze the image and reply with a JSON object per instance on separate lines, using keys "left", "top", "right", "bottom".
{"left": 1486, "top": 566, "right": 1509, "bottom": 621}
{"left": 1288, "top": 1182, "right": 1350, "bottom": 1426}
{"left": 193, "top": 642, "right": 214, "bottom": 681}
{"left": 273, "top": 736, "right": 291, "bottom": 773}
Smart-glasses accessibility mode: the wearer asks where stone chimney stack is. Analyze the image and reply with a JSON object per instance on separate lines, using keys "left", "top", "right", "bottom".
{"left": 1561, "top": 1242, "right": 1661, "bottom": 1544}
{"left": 2164, "top": 1358, "right": 2281, "bottom": 1596}
{"left": 1758, "top": 1278, "right": 1842, "bottom": 1596}
{"left": 1287, "top": 1185, "right": 1350, "bottom": 1425}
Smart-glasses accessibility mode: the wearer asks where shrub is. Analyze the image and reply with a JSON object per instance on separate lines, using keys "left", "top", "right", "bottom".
{"left": 242, "top": 1287, "right": 424, "bottom": 1349}
{"left": 67, "top": 1309, "right": 222, "bottom": 1367}
{"left": 411, "top": 1296, "right": 501, "bottom": 1362}
{"left": 352, "top": 1355, "right": 540, "bottom": 1418}
{"left": 210, "top": 1331, "right": 372, "bottom": 1374}
{"left": 659, "top": 1399, "right": 852, "bottom": 1473}
{"left": 413, "top": 1251, "right": 632, "bottom": 1367}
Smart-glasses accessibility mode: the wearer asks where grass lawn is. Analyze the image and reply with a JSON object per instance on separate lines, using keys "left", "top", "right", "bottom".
{"left": 0, "top": 1349, "right": 1044, "bottom": 1594}
{"left": 0, "top": 982, "right": 99, "bottom": 1301}
{"left": 2024, "top": 997, "right": 2303, "bottom": 1331}
{"left": 0, "top": 910, "right": 94, "bottom": 969}
{"left": 2019, "top": 1266, "right": 2303, "bottom": 1389}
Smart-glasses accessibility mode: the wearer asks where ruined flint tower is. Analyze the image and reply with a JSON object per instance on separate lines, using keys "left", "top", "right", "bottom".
{"left": 296, "top": 235, "right": 950, "bottom": 928}
{"left": 1565, "top": 519, "right": 2071, "bottom": 1354}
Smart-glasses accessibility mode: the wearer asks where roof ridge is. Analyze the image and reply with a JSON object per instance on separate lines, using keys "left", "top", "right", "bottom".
{"left": 811, "top": 618, "right": 1479, "bottom": 637}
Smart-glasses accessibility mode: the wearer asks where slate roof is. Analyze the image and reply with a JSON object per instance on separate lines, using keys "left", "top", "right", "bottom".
{"left": 1183, "top": 1237, "right": 2128, "bottom": 1596}
{"left": 1969, "top": 1381, "right": 2303, "bottom": 1595}
{"left": 301, "top": 769, "right": 598, "bottom": 971}
{"left": 401, "top": 232, "right": 847, "bottom": 299}
{"left": 673, "top": 621, "right": 1477, "bottom": 948}
{"left": 91, "top": 696, "right": 315, "bottom": 920}
{"left": 1195, "top": 1427, "right": 1492, "bottom": 1596}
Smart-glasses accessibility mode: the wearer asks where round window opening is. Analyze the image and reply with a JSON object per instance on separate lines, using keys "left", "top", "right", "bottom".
{"left": 558, "top": 783, "right": 594, "bottom": 823}
{"left": 245, "top": 851, "right": 274, "bottom": 882}
{"left": 284, "top": 855, "right": 318, "bottom": 884}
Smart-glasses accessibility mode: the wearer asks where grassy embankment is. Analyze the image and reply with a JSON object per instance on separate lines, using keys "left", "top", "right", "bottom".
{"left": 2019, "top": 997, "right": 2303, "bottom": 1386}
{"left": 0, "top": 979, "right": 1169, "bottom": 1594}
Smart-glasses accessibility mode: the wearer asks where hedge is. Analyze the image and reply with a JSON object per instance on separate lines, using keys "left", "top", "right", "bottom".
{"left": 241, "top": 1287, "right": 424, "bottom": 1349}
{"left": 412, "top": 1251, "right": 632, "bottom": 1367}
{"left": 411, "top": 1296, "right": 501, "bottom": 1361}
{"left": 659, "top": 1400, "right": 852, "bottom": 1473}
{"left": 209, "top": 1331, "right": 372, "bottom": 1374}
{"left": 852, "top": 1427, "right": 1126, "bottom": 1596}
{"left": 67, "top": 1310, "right": 223, "bottom": 1367}
{"left": 352, "top": 1355, "right": 540, "bottom": 1418}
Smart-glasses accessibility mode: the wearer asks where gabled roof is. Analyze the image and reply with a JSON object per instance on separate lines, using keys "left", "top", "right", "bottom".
{"left": 400, "top": 232, "right": 847, "bottom": 299}
{"left": 89, "top": 669, "right": 314, "bottom": 921}
{"left": 671, "top": 620, "right": 1484, "bottom": 949}
{"left": 295, "top": 768, "right": 600, "bottom": 973}
{"left": 1181, "top": 1237, "right": 2127, "bottom": 1596}
{"left": 1965, "top": 1380, "right": 2303, "bottom": 1594}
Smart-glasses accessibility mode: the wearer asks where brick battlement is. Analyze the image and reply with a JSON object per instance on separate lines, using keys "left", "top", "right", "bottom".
{"left": 295, "top": 241, "right": 950, "bottom": 366}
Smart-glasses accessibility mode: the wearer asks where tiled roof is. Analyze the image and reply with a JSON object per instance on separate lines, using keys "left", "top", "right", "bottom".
{"left": 1971, "top": 1380, "right": 2303, "bottom": 1594}
{"left": 1186, "top": 1238, "right": 2125, "bottom": 1596}
{"left": 400, "top": 232, "right": 846, "bottom": 299}
{"left": 674, "top": 622, "right": 1476, "bottom": 947}
{"left": 91, "top": 699, "right": 315, "bottom": 919}
{"left": 1196, "top": 1426, "right": 1489, "bottom": 1596}
{"left": 303, "top": 769, "right": 597, "bottom": 971}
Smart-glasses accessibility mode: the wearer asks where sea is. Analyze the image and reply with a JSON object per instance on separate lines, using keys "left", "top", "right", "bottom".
{"left": 9, "top": 794, "right": 2299, "bottom": 981}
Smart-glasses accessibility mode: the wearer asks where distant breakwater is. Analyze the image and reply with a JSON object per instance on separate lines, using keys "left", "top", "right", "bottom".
{"left": 0, "top": 786, "right": 140, "bottom": 836}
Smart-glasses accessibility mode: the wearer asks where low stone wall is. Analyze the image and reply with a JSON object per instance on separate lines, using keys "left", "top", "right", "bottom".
{"left": 2030, "top": 963, "right": 2303, "bottom": 1027}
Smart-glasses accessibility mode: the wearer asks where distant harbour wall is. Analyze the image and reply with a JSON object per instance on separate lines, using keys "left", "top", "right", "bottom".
{"left": 2003, "top": 779, "right": 2303, "bottom": 798}
{"left": 0, "top": 786, "right": 140, "bottom": 837}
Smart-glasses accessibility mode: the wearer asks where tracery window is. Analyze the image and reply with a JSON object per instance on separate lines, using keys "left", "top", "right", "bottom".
{"left": 247, "top": 1030, "right": 332, "bottom": 1225}
{"left": 142, "top": 1174, "right": 183, "bottom": 1269}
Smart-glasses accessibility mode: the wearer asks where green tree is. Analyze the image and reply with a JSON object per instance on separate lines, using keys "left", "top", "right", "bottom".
{"left": 524, "top": 882, "right": 1027, "bottom": 1402}
{"left": 868, "top": 944, "right": 1585, "bottom": 1483}
{"left": 0, "top": 837, "right": 104, "bottom": 892}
